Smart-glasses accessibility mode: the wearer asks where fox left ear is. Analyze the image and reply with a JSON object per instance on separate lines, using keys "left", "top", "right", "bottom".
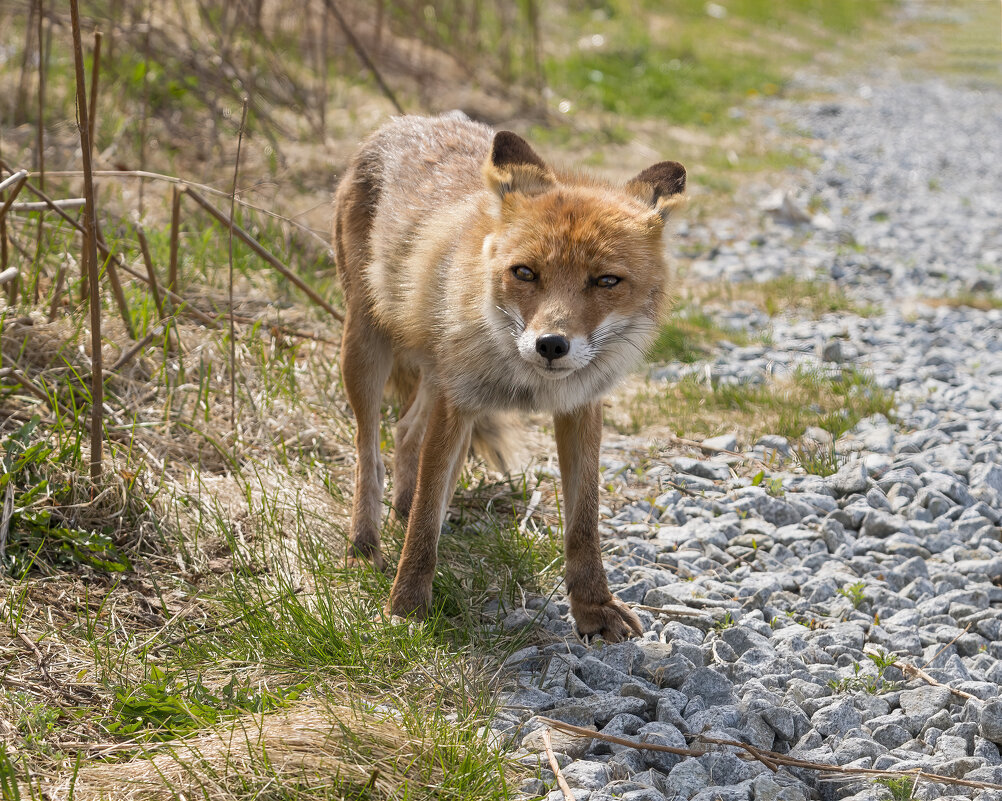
{"left": 626, "top": 161, "right": 687, "bottom": 223}
{"left": 483, "top": 131, "right": 555, "bottom": 209}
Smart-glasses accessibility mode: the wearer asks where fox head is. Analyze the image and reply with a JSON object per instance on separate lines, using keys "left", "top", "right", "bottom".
{"left": 480, "top": 131, "right": 685, "bottom": 389}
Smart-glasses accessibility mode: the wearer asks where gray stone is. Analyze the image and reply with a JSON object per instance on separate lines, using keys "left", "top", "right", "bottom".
{"left": 899, "top": 686, "right": 954, "bottom": 719}
{"left": 671, "top": 456, "right": 731, "bottom": 482}
{"left": 638, "top": 721, "right": 687, "bottom": 774}
{"left": 828, "top": 461, "right": 869, "bottom": 496}
{"left": 561, "top": 760, "right": 612, "bottom": 790}
{"left": 812, "top": 698, "right": 863, "bottom": 738}
{"left": 679, "top": 668, "right": 738, "bottom": 707}
{"left": 980, "top": 699, "right": 1002, "bottom": 745}
{"left": 667, "top": 759, "right": 709, "bottom": 800}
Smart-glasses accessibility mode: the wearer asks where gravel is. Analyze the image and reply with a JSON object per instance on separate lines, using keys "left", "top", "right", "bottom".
{"left": 495, "top": 6, "right": 1002, "bottom": 800}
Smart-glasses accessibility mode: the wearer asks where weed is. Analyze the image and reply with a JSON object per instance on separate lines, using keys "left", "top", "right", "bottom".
{"left": 714, "top": 611, "right": 735, "bottom": 632}
{"left": 0, "top": 418, "right": 132, "bottom": 576}
{"left": 837, "top": 581, "right": 867, "bottom": 609}
{"left": 876, "top": 775, "right": 916, "bottom": 801}
{"left": 827, "top": 660, "right": 899, "bottom": 695}
{"left": 793, "top": 442, "right": 845, "bottom": 477}
{"left": 867, "top": 650, "right": 899, "bottom": 671}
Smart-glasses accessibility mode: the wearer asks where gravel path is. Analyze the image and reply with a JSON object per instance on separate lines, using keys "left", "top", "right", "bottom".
{"left": 494, "top": 11, "right": 1002, "bottom": 801}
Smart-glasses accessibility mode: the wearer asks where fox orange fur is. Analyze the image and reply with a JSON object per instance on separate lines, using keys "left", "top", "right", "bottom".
{"left": 333, "top": 114, "right": 685, "bottom": 642}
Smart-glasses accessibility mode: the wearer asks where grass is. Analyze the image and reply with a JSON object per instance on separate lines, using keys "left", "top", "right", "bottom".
{"left": 619, "top": 365, "right": 894, "bottom": 442}
{"left": 545, "top": 0, "right": 896, "bottom": 129}
{"left": 647, "top": 305, "right": 753, "bottom": 363}
{"left": 918, "top": 291, "right": 1002, "bottom": 312}
{"left": 691, "top": 276, "right": 880, "bottom": 318}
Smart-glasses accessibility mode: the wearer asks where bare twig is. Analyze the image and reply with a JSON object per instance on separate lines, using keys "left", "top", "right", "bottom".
{"left": 69, "top": 0, "right": 104, "bottom": 481}
{"left": 109, "top": 324, "right": 166, "bottom": 373}
{"left": 94, "top": 205, "right": 136, "bottom": 339}
{"left": 928, "top": 622, "right": 971, "bottom": 665}
{"left": 0, "top": 268, "right": 19, "bottom": 286}
{"left": 321, "top": 0, "right": 405, "bottom": 114}
{"left": 47, "top": 262, "right": 67, "bottom": 321}
{"left": 0, "top": 366, "right": 69, "bottom": 418}
{"left": 0, "top": 170, "right": 29, "bottom": 220}
{"left": 541, "top": 729, "right": 575, "bottom": 801}
{"left": 185, "top": 186, "right": 344, "bottom": 322}
{"left": 229, "top": 97, "right": 249, "bottom": 428}
{"left": 168, "top": 184, "right": 182, "bottom": 296}
{"left": 901, "top": 662, "right": 976, "bottom": 701}
{"left": 135, "top": 225, "right": 165, "bottom": 319}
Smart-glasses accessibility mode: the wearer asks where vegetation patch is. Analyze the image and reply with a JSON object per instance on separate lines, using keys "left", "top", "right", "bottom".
{"left": 621, "top": 366, "right": 894, "bottom": 442}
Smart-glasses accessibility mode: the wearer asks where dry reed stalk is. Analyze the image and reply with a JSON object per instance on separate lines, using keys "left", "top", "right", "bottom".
{"left": 228, "top": 97, "right": 249, "bottom": 428}
{"left": 12, "top": 198, "right": 85, "bottom": 211}
{"left": 168, "top": 183, "right": 182, "bottom": 295}
{"left": 46, "top": 262, "right": 67, "bottom": 321}
{"left": 0, "top": 164, "right": 211, "bottom": 328}
{"left": 93, "top": 197, "right": 136, "bottom": 339}
{"left": 541, "top": 729, "right": 575, "bottom": 801}
{"left": 135, "top": 225, "right": 165, "bottom": 319}
{"left": 69, "top": 0, "right": 104, "bottom": 481}
{"left": 88, "top": 30, "right": 102, "bottom": 151}
{"left": 185, "top": 186, "right": 345, "bottom": 322}
{"left": 31, "top": 0, "right": 47, "bottom": 304}
{"left": 14, "top": 1, "right": 37, "bottom": 123}
{"left": 109, "top": 325, "right": 164, "bottom": 373}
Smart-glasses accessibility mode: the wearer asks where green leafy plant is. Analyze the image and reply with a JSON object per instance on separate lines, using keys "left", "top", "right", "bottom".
{"left": 876, "top": 775, "right": 915, "bottom": 801}
{"left": 837, "top": 580, "right": 866, "bottom": 609}
{"left": 0, "top": 418, "right": 130, "bottom": 576}
{"left": 109, "top": 667, "right": 305, "bottom": 741}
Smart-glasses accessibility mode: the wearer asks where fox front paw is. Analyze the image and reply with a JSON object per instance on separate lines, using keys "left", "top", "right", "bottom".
{"left": 571, "top": 597, "right": 643, "bottom": 644}
{"left": 386, "top": 579, "right": 433, "bottom": 621}
{"left": 345, "top": 541, "right": 386, "bottom": 573}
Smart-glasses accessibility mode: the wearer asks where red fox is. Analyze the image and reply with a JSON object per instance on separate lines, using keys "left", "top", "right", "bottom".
{"left": 333, "top": 114, "right": 685, "bottom": 642}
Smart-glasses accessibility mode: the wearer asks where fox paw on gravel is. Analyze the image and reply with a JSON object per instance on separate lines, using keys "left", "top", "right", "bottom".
{"left": 571, "top": 597, "right": 643, "bottom": 643}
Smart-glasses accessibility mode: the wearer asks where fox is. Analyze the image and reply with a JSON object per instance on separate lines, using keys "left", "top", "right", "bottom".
{"left": 333, "top": 114, "right": 685, "bottom": 643}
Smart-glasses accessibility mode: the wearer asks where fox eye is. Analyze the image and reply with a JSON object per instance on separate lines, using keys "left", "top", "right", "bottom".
{"left": 511, "top": 265, "right": 537, "bottom": 282}
{"left": 594, "top": 275, "right": 621, "bottom": 288}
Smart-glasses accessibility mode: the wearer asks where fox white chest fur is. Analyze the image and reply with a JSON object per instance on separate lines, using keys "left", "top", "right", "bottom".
{"left": 334, "top": 114, "right": 684, "bottom": 641}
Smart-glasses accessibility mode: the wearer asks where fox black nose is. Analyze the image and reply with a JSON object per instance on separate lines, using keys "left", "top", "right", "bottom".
{"left": 536, "top": 334, "right": 570, "bottom": 361}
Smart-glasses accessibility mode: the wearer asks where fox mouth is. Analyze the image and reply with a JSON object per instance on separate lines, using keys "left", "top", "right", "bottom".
{"left": 531, "top": 362, "right": 577, "bottom": 379}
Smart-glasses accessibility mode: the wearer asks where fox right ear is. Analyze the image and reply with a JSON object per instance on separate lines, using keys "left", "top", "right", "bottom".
{"left": 483, "top": 131, "right": 554, "bottom": 209}
{"left": 626, "top": 161, "right": 687, "bottom": 222}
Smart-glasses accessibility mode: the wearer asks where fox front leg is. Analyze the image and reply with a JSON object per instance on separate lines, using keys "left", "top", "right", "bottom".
{"left": 387, "top": 393, "right": 473, "bottom": 619}
{"left": 555, "top": 401, "right": 643, "bottom": 643}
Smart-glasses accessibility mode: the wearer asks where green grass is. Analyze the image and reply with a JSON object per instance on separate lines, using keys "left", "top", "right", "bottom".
{"left": 647, "top": 306, "right": 752, "bottom": 363}
{"left": 546, "top": 0, "right": 895, "bottom": 127}
{"left": 621, "top": 365, "right": 894, "bottom": 442}
{"left": 698, "top": 276, "right": 880, "bottom": 318}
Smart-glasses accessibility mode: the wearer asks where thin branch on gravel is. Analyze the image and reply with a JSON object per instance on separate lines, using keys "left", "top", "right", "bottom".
{"left": 542, "top": 728, "right": 576, "bottom": 801}
{"left": 927, "top": 622, "right": 971, "bottom": 665}
{"left": 539, "top": 717, "right": 1002, "bottom": 792}
{"left": 900, "top": 662, "right": 976, "bottom": 701}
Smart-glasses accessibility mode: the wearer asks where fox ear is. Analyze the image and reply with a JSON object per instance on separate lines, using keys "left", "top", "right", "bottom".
{"left": 626, "top": 161, "right": 687, "bottom": 222}
{"left": 483, "top": 131, "right": 554, "bottom": 208}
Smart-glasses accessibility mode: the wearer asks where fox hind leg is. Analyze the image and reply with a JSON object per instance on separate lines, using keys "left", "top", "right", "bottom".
{"left": 392, "top": 377, "right": 431, "bottom": 522}
{"left": 340, "top": 306, "right": 393, "bottom": 571}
